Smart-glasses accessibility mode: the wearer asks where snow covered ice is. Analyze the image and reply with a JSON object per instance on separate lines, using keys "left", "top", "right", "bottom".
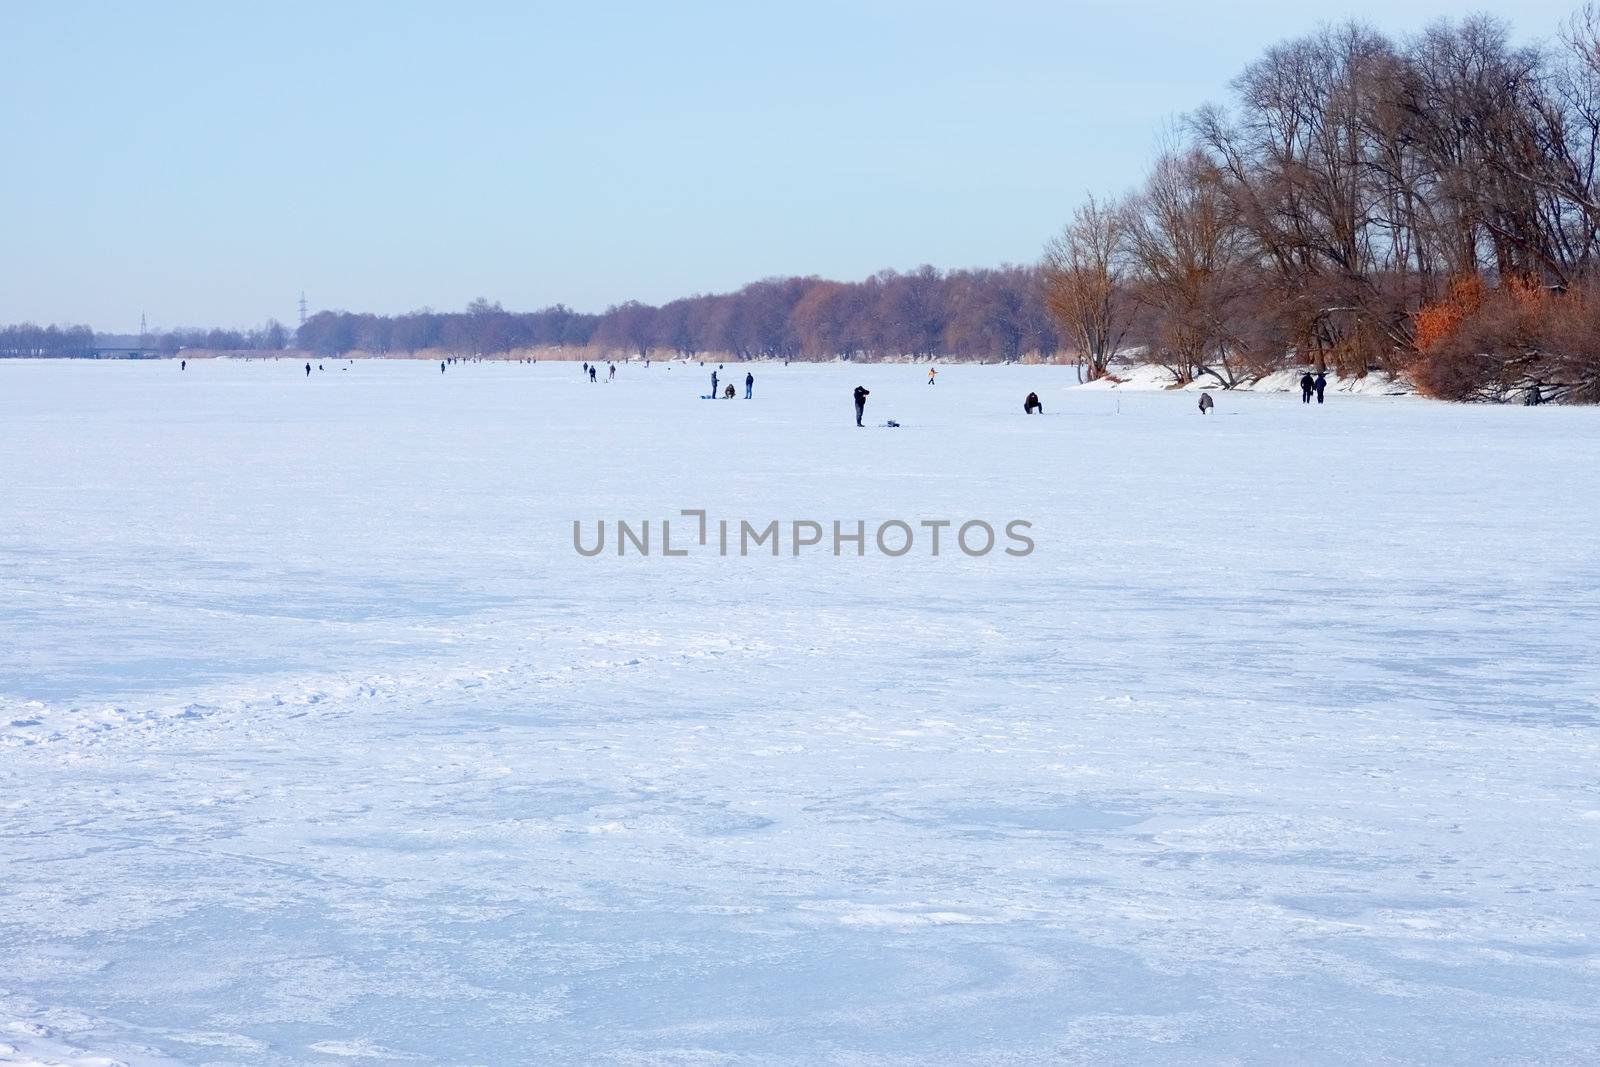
{"left": 2, "top": 358, "right": 1599, "bottom": 1064}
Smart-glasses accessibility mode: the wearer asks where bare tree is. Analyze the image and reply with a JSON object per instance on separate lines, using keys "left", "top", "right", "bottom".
{"left": 1043, "top": 196, "right": 1133, "bottom": 380}
{"left": 1123, "top": 152, "right": 1265, "bottom": 387}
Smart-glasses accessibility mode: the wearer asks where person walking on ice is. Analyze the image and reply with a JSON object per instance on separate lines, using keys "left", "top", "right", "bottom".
{"left": 1024, "top": 391, "right": 1043, "bottom": 414}
{"left": 1314, "top": 371, "right": 1327, "bottom": 404}
{"left": 441, "top": 361, "right": 446, "bottom": 374}
{"left": 305, "top": 362, "right": 311, "bottom": 377}
{"left": 853, "top": 385, "right": 870, "bottom": 426}
{"left": 745, "top": 372, "right": 754, "bottom": 399}
{"left": 927, "top": 366, "right": 937, "bottom": 385}
{"left": 1299, "top": 371, "right": 1315, "bottom": 403}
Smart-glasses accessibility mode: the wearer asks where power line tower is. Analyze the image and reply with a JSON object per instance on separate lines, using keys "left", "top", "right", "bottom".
{"left": 298, "top": 291, "right": 308, "bottom": 327}
{"left": 139, "top": 312, "right": 147, "bottom": 348}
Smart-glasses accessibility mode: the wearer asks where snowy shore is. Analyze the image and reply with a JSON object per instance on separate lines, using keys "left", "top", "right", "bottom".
{"left": 1075, "top": 362, "right": 1416, "bottom": 397}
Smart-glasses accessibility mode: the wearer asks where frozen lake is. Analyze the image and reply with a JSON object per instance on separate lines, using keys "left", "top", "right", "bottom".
{"left": 3, "top": 358, "right": 1599, "bottom": 1064}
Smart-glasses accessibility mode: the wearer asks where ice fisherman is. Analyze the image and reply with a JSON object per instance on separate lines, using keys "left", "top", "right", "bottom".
{"left": 1198, "top": 392, "right": 1214, "bottom": 414}
{"left": 853, "top": 385, "right": 870, "bottom": 426}
{"left": 745, "top": 372, "right": 754, "bottom": 399}
{"left": 1024, "top": 391, "right": 1043, "bottom": 414}
{"left": 1299, "top": 372, "right": 1315, "bottom": 403}
{"left": 724, "top": 383, "right": 736, "bottom": 399}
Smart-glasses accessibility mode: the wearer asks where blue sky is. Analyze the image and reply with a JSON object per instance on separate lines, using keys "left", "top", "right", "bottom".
{"left": 2, "top": 0, "right": 1579, "bottom": 330}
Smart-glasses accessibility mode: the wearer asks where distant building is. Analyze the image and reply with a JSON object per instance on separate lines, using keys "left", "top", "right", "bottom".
{"left": 90, "top": 344, "right": 161, "bottom": 359}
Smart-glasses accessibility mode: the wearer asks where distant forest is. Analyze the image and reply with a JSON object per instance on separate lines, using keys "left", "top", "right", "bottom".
{"left": 0, "top": 267, "right": 1057, "bottom": 364}
{"left": 0, "top": 321, "right": 290, "bottom": 359}
{"left": 297, "top": 268, "right": 1058, "bottom": 362}
{"left": 12, "top": 9, "right": 1600, "bottom": 401}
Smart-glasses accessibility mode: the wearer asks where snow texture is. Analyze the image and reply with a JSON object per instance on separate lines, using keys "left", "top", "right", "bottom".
{"left": 2, "top": 358, "right": 1598, "bottom": 1064}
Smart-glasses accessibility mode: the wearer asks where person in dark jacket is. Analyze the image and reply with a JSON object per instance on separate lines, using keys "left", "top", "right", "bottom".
{"left": 1299, "top": 372, "right": 1315, "bottom": 403}
{"left": 1198, "top": 392, "right": 1214, "bottom": 414}
{"left": 589, "top": 365, "right": 597, "bottom": 382}
{"left": 745, "top": 372, "right": 754, "bottom": 399}
{"left": 1313, "top": 371, "right": 1327, "bottom": 403}
{"left": 1024, "top": 391, "right": 1043, "bottom": 414}
{"left": 305, "top": 362, "right": 312, "bottom": 377}
{"left": 711, "top": 370, "right": 719, "bottom": 397}
{"left": 440, "top": 361, "right": 446, "bottom": 374}
{"left": 853, "top": 385, "right": 870, "bottom": 426}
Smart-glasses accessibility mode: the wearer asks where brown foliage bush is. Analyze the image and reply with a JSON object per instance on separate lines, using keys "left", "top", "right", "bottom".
{"left": 1410, "top": 277, "right": 1600, "bottom": 402}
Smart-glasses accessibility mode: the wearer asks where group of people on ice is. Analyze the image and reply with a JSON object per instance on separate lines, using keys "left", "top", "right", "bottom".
{"left": 846, "top": 367, "right": 1337, "bottom": 425}
{"left": 709, "top": 367, "right": 755, "bottom": 399}
{"left": 1299, "top": 371, "right": 1329, "bottom": 404}
{"left": 294, "top": 357, "right": 1342, "bottom": 420}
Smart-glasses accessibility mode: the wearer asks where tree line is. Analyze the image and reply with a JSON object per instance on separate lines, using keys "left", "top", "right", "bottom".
{"left": 0, "top": 321, "right": 291, "bottom": 357}
{"left": 295, "top": 267, "right": 1060, "bottom": 363}
{"left": 3, "top": 269, "right": 1059, "bottom": 364}
{"left": 0, "top": 323, "right": 95, "bottom": 358}
{"left": 1044, "top": 8, "right": 1600, "bottom": 402}
{"left": 145, "top": 322, "right": 293, "bottom": 353}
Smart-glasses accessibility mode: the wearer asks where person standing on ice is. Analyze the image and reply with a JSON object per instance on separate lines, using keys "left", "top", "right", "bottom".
{"left": 1299, "top": 372, "right": 1315, "bottom": 403}
{"left": 305, "top": 362, "right": 311, "bottom": 377}
{"left": 1314, "top": 371, "right": 1327, "bottom": 404}
{"left": 589, "top": 365, "right": 597, "bottom": 382}
{"left": 441, "top": 361, "right": 446, "bottom": 374}
{"left": 711, "top": 369, "right": 719, "bottom": 397}
{"left": 608, "top": 363, "right": 615, "bottom": 381}
{"left": 853, "top": 385, "right": 870, "bottom": 426}
{"left": 1024, "top": 391, "right": 1042, "bottom": 414}
{"left": 745, "top": 372, "right": 754, "bottom": 399}
{"left": 180, "top": 359, "right": 186, "bottom": 371}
